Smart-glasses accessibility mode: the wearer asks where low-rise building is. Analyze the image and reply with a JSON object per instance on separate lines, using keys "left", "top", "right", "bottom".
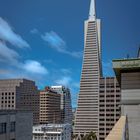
{"left": 0, "top": 110, "right": 33, "bottom": 140}
{"left": 33, "top": 124, "right": 71, "bottom": 140}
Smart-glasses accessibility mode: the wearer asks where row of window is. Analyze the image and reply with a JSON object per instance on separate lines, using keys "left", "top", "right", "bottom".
{"left": 0, "top": 122, "right": 15, "bottom": 134}
{"left": 0, "top": 92, "right": 14, "bottom": 96}
{"left": 1, "top": 105, "right": 14, "bottom": 108}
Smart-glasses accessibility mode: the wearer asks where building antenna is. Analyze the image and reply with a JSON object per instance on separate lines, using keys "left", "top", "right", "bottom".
{"left": 137, "top": 46, "right": 140, "bottom": 58}
{"left": 127, "top": 54, "right": 130, "bottom": 59}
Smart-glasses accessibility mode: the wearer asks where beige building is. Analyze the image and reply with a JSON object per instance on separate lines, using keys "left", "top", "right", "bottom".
{"left": 99, "top": 77, "right": 121, "bottom": 140}
{"left": 0, "top": 79, "right": 40, "bottom": 124}
{"left": 39, "top": 87, "right": 61, "bottom": 124}
{"left": 105, "top": 116, "right": 129, "bottom": 140}
{"left": 0, "top": 110, "right": 33, "bottom": 140}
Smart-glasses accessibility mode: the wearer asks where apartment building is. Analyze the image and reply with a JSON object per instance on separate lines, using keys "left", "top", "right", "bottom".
{"left": 0, "top": 79, "right": 40, "bottom": 124}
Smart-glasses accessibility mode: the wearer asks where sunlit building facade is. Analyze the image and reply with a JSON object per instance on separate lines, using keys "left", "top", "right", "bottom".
{"left": 74, "top": 0, "right": 121, "bottom": 140}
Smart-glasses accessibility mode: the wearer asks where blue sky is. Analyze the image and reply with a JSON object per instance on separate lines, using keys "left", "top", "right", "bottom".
{"left": 0, "top": 0, "right": 140, "bottom": 107}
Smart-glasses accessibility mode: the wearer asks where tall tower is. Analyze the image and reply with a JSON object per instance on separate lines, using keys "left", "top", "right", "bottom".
{"left": 74, "top": 0, "right": 101, "bottom": 139}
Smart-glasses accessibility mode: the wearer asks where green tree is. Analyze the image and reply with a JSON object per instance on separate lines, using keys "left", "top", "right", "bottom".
{"left": 81, "top": 131, "right": 97, "bottom": 140}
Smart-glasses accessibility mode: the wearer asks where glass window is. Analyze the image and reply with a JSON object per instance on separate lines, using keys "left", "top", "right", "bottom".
{"left": 10, "top": 122, "right": 15, "bottom": 132}
{"left": 0, "top": 123, "right": 6, "bottom": 134}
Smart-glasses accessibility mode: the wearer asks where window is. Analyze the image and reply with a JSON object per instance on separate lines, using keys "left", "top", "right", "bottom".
{"left": 10, "top": 122, "right": 15, "bottom": 132}
{"left": 0, "top": 123, "right": 6, "bottom": 134}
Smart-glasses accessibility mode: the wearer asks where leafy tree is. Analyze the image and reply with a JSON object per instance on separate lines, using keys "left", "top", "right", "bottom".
{"left": 81, "top": 131, "right": 97, "bottom": 140}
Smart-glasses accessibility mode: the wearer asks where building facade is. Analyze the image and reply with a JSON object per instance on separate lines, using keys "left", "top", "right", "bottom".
{"left": 0, "top": 110, "right": 33, "bottom": 140}
{"left": 0, "top": 79, "right": 40, "bottom": 124}
{"left": 105, "top": 116, "right": 129, "bottom": 140}
{"left": 74, "top": 0, "right": 121, "bottom": 140}
{"left": 74, "top": 0, "right": 101, "bottom": 138}
{"left": 113, "top": 58, "right": 140, "bottom": 140}
{"left": 39, "top": 87, "right": 61, "bottom": 124}
{"left": 33, "top": 124, "right": 71, "bottom": 140}
{"left": 99, "top": 77, "right": 121, "bottom": 140}
{"left": 51, "top": 86, "right": 73, "bottom": 124}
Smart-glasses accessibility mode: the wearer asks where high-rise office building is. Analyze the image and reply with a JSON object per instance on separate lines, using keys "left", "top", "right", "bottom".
{"left": 74, "top": 1, "right": 121, "bottom": 140}
{"left": 51, "top": 86, "right": 72, "bottom": 125}
{"left": 0, "top": 79, "right": 40, "bottom": 124}
{"left": 39, "top": 87, "right": 61, "bottom": 124}
{"left": 74, "top": 0, "right": 101, "bottom": 137}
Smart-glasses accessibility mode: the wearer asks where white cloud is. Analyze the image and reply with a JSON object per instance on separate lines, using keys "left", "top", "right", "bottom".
{"left": 22, "top": 60, "right": 48, "bottom": 75}
{"left": 55, "top": 76, "right": 72, "bottom": 86}
{"left": 30, "top": 28, "right": 39, "bottom": 34}
{"left": 60, "top": 68, "right": 71, "bottom": 74}
{"left": 41, "top": 31, "right": 82, "bottom": 58}
{"left": 0, "top": 41, "right": 19, "bottom": 63}
{"left": 42, "top": 31, "right": 66, "bottom": 52}
{"left": 67, "top": 51, "right": 83, "bottom": 59}
{"left": 0, "top": 17, "right": 29, "bottom": 48}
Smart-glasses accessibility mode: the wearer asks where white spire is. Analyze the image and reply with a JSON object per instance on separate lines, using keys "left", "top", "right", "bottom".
{"left": 89, "top": 0, "right": 96, "bottom": 20}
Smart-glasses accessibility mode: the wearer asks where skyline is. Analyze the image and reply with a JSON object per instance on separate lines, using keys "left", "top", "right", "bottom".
{"left": 0, "top": 0, "right": 140, "bottom": 107}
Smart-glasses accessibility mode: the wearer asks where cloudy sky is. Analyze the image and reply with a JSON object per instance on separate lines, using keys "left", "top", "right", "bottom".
{"left": 0, "top": 0, "right": 140, "bottom": 107}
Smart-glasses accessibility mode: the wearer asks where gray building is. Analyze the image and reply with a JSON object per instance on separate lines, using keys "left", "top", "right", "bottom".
{"left": 0, "top": 110, "right": 33, "bottom": 140}
{"left": 51, "top": 86, "right": 73, "bottom": 125}
{"left": 113, "top": 57, "right": 140, "bottom": 140}
{"left": 0, "top": 79, "right": 40, "bottom": 124}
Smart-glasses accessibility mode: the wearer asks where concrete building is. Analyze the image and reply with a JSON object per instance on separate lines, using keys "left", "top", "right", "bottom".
{"left": 113, "top": 57, "right": 140, "bottom": 140}
{"left": 33, "top": 124, "right": 71, "bottom": 140}
{"left": 74, "top": 1, "right": 121, "bottom": 140}
{"left": 51, "top": 86, "right": 72, "bottom": 124}
{"left": 99, "top": 77, "right": 121, "bottom": 140}
{"left": 105, "top": 116, "right": 129, "bottom": 140}
{"left": 39, "top": 87, "right": 61, "bottom": 124}
{"left": 0, "top": 79, "right": 40, "bottom": 124}
{"left": 0, "top": 110, "right": 33, "bottom": 140}
{"left": 74, "top": 0, "right": 101, "bottom": 137}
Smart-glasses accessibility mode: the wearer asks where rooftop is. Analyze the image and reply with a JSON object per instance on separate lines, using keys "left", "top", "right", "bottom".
{"left": 113, "top": 58, "right": 140, "bottom": 82}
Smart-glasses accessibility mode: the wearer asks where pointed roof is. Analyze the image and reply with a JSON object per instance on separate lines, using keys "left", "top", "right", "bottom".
{"left": 89, "top": 0, "right": 96, "bottom": 20}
